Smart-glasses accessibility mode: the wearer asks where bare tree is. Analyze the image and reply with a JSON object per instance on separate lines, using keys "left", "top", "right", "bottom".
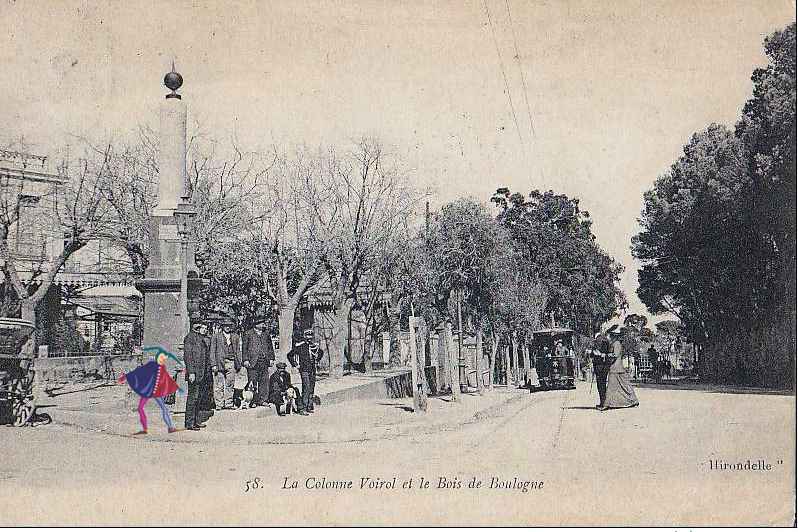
{"left": 486, "top": 266, "right": 548, "bottom": 387}
{"left": 0, "top": 145, "right": 111, "bottom": 352}
{"left": 250, "top": 146, "right": 327, "bottom": 363}
{"left": 82, "top": 125, "right": 270, "bottom": 278}
{"left": 80, "top": 127, "right": 157, "bottom": 277}
{"left": 303, "top": 139, "right": 420, "bottom": 378}
{"left": 186, "top": 131, "right": 272, "bottom": 250}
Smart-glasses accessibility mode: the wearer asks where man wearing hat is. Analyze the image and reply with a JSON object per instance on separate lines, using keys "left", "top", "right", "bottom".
{"left": 242, "top": 321, "right": 275, "bottom": 408}
{"left": 210, "top": 320, "right": 241, "bottom": 409}
{"left": 183, "top": 320, "right": 212, "bottom": 430}
{"left": 592, "top": 331, "right": 613, "bottom": 410}
{"left": 288, "top": 329, "right": 324, "bottom": 414}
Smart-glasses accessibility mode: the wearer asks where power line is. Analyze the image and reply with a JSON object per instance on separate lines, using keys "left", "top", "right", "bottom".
{"left": 505, "top": 0, "right": 537, "bottom": 140}
{"left": 482, "top": 0, "right": 525, "bottom": 146}
{"left": 504, "top": 0, "right": 546, "bottom": 183}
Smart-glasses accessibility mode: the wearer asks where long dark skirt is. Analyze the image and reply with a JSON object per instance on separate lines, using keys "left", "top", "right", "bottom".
{"left": 604, "top": 370, "right": 639, "bottom": 408}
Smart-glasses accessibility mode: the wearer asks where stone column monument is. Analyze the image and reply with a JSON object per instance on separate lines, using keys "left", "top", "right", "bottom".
{"left": 135, "top": 66, "right": 203, "bottom": 411}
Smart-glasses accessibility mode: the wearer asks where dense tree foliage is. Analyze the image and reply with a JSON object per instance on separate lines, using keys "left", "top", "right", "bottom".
{"left": 491, "top": 188, "right": 626, "bottom": 334}
{"left": 632, "top": 24, "right": 796, "bottom": 387}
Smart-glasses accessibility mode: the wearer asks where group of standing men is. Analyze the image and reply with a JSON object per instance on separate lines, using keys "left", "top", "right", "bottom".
{"left": 182, "top": 319, "right": 323, "bottom": 430}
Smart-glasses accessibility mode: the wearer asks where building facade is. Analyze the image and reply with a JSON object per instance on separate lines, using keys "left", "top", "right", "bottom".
{"left": 0, "top": 149, "right": 139, "bottom": 355}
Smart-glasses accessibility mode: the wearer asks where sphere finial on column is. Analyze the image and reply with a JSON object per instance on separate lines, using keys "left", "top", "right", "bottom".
{"left": 164, "top": 61, "right": 183, "bottom": 100}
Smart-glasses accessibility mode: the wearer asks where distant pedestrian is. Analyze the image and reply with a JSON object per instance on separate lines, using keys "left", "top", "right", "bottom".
{"left": 555, "top": 340, "right": 568, "bottom": 358}
{"left": 603, "top": 329, "right": 639, "bottom": 410}
{"left": 242, "top": 321, "right": 275, "bottom": 408}
{"left": 527, "top": 361, "right": 540, "bottom": 392}
{"left": 288, "top": 329, "right": 324, "bottom": 415}
{"left": 647, "top": 345, "right": 658, "bottom": 365}
{"left": 581, "top": 349, "right": 590, "bottom": 381}
{"left": 101, "top": 328, "right": 116, "bottom": 354}
{"left": 592, "top": 332, "right": 612, "bottom": 409}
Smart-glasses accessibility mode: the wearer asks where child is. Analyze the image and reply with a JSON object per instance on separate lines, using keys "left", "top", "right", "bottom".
{"left": 232, "top": 367, "right": 248, "bottom": 409}
{"left": 268, "top": 361, "right": 300, "bottom": 416}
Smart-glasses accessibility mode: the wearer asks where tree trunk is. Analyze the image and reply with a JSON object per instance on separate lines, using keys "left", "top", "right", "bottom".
{"left": 445, "top": 320, "right": 461, "bottom": 402}
{"left": 409, "top": 317, "right": 428, "bottom": 413}
{"left": 520, "top": 342, "right": 528, "bottom": 387}
{"left": 329, "top": 299, "right": 353, "bottom": 379}
{"left": 525, "top": 343, "right": 533, "bottom": 381}
{"left": 437, "top": 323, "right": 449, "bottom": 393}
{"left": 419, "top": 320, "right": 431, "bottom": 396}
{"left": 503, "top": 342, "right": 511, "bottom": 387}
{"left": 456, "top": 293, "right": 465, "bottom": 393}
{"left": 364, "top": 337, "right": 374, "bottom": 374}
{"left": 20, "top": 300, "right": 37, "bottom": 356}
{"left": 511, "top": 335, "right": 519, "bottom": 386}
{"left": 475, "top": 325, "right": 484, "bottom": 395}
{"left": 277, "top": 306, "right": 296, "bottom": 366}
{"left": 488, "top": 334, "right": 498, "bottom": 391}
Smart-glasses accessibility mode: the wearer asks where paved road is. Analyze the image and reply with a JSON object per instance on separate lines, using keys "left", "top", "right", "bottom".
{"left": 1, "top": 382, "right": 794, "bottom": 525}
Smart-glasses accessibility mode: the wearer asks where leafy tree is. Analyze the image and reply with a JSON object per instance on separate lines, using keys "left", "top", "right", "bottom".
{"left": 491, "top": 188, "right": 626, "bottom": 334}
{"left": 196, "top": 238, "right": 274, "bottom": 331}
{"left": 632, "top": 124, "right": 750, "bottom": 341}
{"left": 632, "top": 24, "right": 795, "bottom": 387}
{"left": 425, "top": 198, "right": 515, "bottom": 391}
{"left": 736, "top": 23, "right": 796, "bottom": 295}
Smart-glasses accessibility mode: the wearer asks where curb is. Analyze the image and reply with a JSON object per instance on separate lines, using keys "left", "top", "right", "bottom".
{"left": 43, "top": 389, "right": 534, "bottom": 445}
{"left": 631, "top": 381, "right": 794, "bottom": 396}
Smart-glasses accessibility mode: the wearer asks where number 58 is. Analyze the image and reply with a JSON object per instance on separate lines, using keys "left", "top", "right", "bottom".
{"left": 243, "top": 477, "right": 262, "bottom": 492}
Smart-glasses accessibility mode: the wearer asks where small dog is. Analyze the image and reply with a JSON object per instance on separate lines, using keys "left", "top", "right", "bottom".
{"left": 281, "top": 387, "right": 298, "bottom": 415}
{"left": 232, "top": 370, "right": 251, "bottom": 409}
{"left": 276, "top": 387, "right": 298, "bottom": 416}
{"left": 239, "top": 388, "right": 254, "bottom": 409}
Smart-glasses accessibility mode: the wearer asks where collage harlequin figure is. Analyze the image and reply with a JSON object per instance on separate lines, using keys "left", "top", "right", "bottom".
{"left": 118, "top": 346, "right": 184, "bottom": 435}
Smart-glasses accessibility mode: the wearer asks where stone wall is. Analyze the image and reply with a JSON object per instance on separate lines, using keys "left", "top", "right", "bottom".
{"left": 319, "top": 370, "right": 412, "bottom": 405}
{"left": 33, "top": 353, "right": 147, "bottom": 387}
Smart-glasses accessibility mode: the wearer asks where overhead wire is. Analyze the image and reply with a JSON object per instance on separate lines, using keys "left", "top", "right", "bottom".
{"left": 504, "top": 0, "right": 546, "bottom": 182}
{"left": 481, "top": 0, "right": 525, "bottom": 147}
{"left": 505, "top": 0, "right": 537, "bottom": 141}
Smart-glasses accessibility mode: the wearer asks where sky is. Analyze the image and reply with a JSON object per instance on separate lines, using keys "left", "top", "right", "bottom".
{"left": 1, "top": 0, "right": 794, "bottom": 319}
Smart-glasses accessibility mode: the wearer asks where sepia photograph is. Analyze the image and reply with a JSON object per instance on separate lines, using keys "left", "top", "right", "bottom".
{"left": 0, "top": 0, "right": 795, "bottom": 526}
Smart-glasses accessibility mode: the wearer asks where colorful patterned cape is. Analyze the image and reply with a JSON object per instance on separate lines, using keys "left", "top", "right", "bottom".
{"left": 123, "top": 360, "right": 180, "bottom": 398}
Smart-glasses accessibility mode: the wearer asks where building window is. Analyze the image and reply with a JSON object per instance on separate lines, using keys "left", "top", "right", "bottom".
{"left": 15, "top": 194, "right": 44, "bottom": 258}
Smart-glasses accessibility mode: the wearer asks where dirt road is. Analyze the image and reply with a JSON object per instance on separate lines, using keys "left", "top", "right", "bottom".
{"left": 1, "top": 382, "right": 793, "bottom": 525}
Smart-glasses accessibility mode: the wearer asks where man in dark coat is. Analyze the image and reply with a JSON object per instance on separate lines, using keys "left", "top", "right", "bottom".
{"left": 592, "top": 332, "right": 613, "bottom": 410}
{"left": 268, "top": 362, "right": 300, "bottom": 415}
{"left": 288, "top": 329, "right": 324, "bottom": 415}
{"left": 197, "top": 325, "right": 216, "bottom": 422}
{"left": 183, "top": 321, "right": 212, "bottom": 430}
{"left": 647, "top": 345, "right": 658, "bottom": 366}
{"left": 242, "top": 321, "right": 275, "bottom": 407}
